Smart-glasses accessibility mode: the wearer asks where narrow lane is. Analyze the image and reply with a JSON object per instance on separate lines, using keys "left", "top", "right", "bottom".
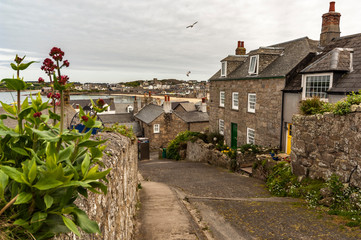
{"left": 139, "top": 157, "right": 361, "bottom": 240}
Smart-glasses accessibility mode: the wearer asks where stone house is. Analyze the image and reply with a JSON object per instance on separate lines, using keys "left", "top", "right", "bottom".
{"left": 134, "top": 97, "right": 209, "bottom": 150}
{"left": 209, "top": 1, "right": 361, "bottom": 153}
{"left": 282, "top": 2, "right": 361, "bottom": 154}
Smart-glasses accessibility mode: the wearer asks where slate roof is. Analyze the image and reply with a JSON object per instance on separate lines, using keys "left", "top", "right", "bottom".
{"left": 209, "top": 37, "right": 319, "bottom": 81}
{"left": 174, "top": 111, "right": 209, "bottom": 123}
{"left": 99, "top": 113, "right": 134, "bottom": 124}
{"left": 171, "top": 101, "right": 189, "bottom": 110}
{"left": 134, "top": 103, "right": 163, "bottom": 124}
{"left": 177, "top": 102, "right": 197, "bottom": 112}
{"left": 284, "top": 33, "right": 361, "bottom": 93}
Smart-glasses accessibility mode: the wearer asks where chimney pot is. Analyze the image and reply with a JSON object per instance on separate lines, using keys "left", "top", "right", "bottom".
{"left": 202, "top": 97, "right": 206, "bottom": 103}
{"left": 329, "top": 1, "right": 335, "bottom": 12}
{"left": 235, "top": 41, "right": 246, "bottom": 55}
{"left": 164, "top": 95, "right": 167, "bottom": 102}
{"left": 237, "top": 41, "right": 241, "bottom": 48}
{"left": 241, "top": 41, "right": 244, "bottom": 48}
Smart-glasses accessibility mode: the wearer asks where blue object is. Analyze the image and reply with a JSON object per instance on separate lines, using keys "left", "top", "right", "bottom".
{"left": 70, "top": 124, "right": 101, "bottom": 135}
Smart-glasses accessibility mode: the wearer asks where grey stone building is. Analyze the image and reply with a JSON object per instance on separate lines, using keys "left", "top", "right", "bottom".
{"left": 209, "top": 1, "right": 361, "bottom": 153}
{"left": 135, "top": 97, "right": 209, "bottom": 150}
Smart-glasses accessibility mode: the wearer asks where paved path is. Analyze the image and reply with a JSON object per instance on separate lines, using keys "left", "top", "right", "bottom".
{"left": 137, "top": 156, "right": 361, "bottom": 239}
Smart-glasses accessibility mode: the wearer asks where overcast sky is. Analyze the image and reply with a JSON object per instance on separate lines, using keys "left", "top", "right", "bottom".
{"left": 1, "top": 0, "right": 360, "bottom": 83}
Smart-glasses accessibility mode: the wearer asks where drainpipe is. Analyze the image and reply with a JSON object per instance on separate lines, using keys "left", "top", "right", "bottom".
{"left": 279, "top": 90, "right": 285, "bottom": 151}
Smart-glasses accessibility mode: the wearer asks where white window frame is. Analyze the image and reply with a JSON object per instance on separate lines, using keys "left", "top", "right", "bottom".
{"left": 301, "top": 73, "right": 333, "bottom": 100}
{"left": 247, "top": 128, "right": 255, "bottom": 144}
{"left": 232, "top": 92, "right": 239, "bottom": 110}
{"left": 248, "top": 55, "right": 259, "bottom": 75}
{"left": 219, "top": 119, "right": 224, "bottom": 135}
{"left": 153, "top": 124, "right": 160, "bottom": 133}
{"left": 221, "top": 61, "right": 227, "bottom": 77}
{"left": 219, "top": 91, "right": 225, "bottom": 107}
{"left": 248, "top": 93, "right": 256, "bottom": 113}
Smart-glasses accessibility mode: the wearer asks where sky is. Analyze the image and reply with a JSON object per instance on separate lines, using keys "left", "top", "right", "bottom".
{"left": 1, "top": 0, "right": 360, "bottom": 83}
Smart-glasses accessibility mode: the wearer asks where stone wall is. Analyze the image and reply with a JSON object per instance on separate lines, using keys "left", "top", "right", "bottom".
{"left": 189, "top": 122, "right": 209, "bottom": 132}
{"left": 291, "top": 112, "right": 361, "bottom": 188}
{"left": 186, "top": 139, "right": 231, "bottom": 168}
{"left": 209, "top": 78, "right": 284, "bottom": 148}
{"left": 55, "top": 132, "right": 138, "bottom": 240}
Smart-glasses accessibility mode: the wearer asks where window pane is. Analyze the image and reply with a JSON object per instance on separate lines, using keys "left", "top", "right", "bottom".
{"left": 305, "top": 75, "right": 330, "bottom": 98}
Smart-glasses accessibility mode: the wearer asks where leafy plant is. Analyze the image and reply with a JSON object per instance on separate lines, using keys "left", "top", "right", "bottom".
{"left": 167, "top": 131, "right": 201, "bottom": 160}
{"left": 332, "top": 101, "right": 351, "bottom": 115}
{"left": 238, "top": 144, "right": 260, "bottom": 154}
{"left": 104, "top": 123, "right": 135, "bottom": 141}
{"left": 299, "top": 97, "right": 324, "bottom": 115}
{"left": 0, "top": 48, "right": 111, "bottom": 239}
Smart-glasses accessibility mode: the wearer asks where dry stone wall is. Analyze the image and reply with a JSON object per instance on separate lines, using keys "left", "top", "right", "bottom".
{"left": 55, "top": 132, "right": 138, "bottom": 240}
{"left": 291, "top": 112, "right": 361, "bottom": 188}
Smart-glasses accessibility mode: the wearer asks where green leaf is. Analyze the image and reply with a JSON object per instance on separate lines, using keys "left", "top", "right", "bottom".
{"left": 44, "top": 194, "right": 54, "bottom": 209}
{"left": 28, "top": 158, "right": 37, "bottom": 184}
{"left": 21, "top": 97, "right": 29, "bottom": 110}
{"left": 32, "top": 128, "right": 60, "bottom": 142}
{"left": 12, "top": 147, "right": 29, "bottom": 156}
{"left": 59, "top": 146, "right": 73, "bottom": 163}
{"left": 61, "top": 181, "right": 91, "bottom": 188}
{"left": 33, "top": 178, "right": 63, "bottom": 190}
{"left": 13, "top": 219, "right": 29, "bottom": 227}
{"left": 0, "top": 129, "right": 19, "bottom": 137}
{"left": 18, "top": 106, "right": 33, "bottom": 120}
{"left": 0, "top": 166, "right": 24, "bottom": 183}
{"left": 0, "top": 170, "right": 9, "bottom": 200}
{"left": 31, "top": 212, "right": 48, "bottom": 231}
{"left": 10, "top": 63, "right": 18, "bottom": 71}
{"left": 62, "top": 215, "right": 81, "bottom": 236}
{"left": 78, "top": 139, "right": 106, "bottom": 148}
{"left": 85, "top": 166, "right": 111, "bottom": 181}
{"left": 81, "top": 154, "right": 90, "bottom": 176}
{"left": 0, "top": 101, "right": 16, "bottom": 115}
{"left": 49, "top": 110, "right": 61, "bottom": 121}
{"left": 14, "top": 192, "right": 33, "bottom": 205}
{"left": 73, "top": 208, "right": 100, "bottom": 233}
{"left": 18, "top": 61, "right": 37, "bottom": 70}
{"left": 1, "top": 78, "right": 29, "bottom": 91}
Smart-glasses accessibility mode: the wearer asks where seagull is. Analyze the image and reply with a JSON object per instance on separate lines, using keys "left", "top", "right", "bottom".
{"left": 186, "top": 71, "right": 191, "bottom": 77}
{"left": 186, "top": 21, "right": 198, "bottom": 28}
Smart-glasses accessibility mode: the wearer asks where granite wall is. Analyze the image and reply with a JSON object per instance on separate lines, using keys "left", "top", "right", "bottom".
{"left": 291, "top": 110, "right": 361, "bottom": 188}
{"left": 55, "top": 131, "right": 138, "bottom": 240}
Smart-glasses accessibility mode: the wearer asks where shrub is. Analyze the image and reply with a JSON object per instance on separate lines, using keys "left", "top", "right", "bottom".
{"left": 166, "top": 131, "right": 201, "bottom": 160}
{"left": 266, "top": 162, "right": 298, "bottom": 197}
{"left": 238, "top": 144, "right": 260, "bottom": 154}
{"left": 333, "top": 101, "right": 351, "bottom": 115}
{"left": 104, "top": 123, "right": 135, "bottom": 141}
{"left": 346, "top": 90, "right": 361, "bottom": 105}
{"left": 299, "top": 97, "right": 324, "bottom": 115}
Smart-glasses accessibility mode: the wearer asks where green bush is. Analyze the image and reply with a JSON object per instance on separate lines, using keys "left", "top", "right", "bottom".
{"left": 299, "top": 97, "right": 324, "bottom": 115}
{"left": 346, "top": 90, "right": 361, "bottom": 105}
{"left": 238, "top": 144, "right": 260, "bottom": 154}
{"left": 166, "top": 131, "right": 201, "bottom": 160}
{"left": 104, "top": 123, "right": 135, "bottom": 141}
{"left": 266, "top": 162, "right": 298, "bottom": 197}
{"left": 333, "top": 101, "right": 351, "bottom": 115}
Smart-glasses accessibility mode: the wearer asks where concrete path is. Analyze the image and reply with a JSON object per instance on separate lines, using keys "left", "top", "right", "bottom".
{"left": 137, "top": 154, "right": 361, "bottom": 240}
{"left": 135, "top": 179, "right": 207, "bottom": 240}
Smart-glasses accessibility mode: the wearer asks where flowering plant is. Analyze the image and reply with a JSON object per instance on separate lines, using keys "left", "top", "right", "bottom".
{"left": 0, "top": 48, "right": 110, "bottom": 239}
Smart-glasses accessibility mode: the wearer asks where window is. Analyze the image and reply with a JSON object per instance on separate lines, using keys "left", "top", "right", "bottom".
{"left": 221, "top": 61, "right": 227, "bottom": 77}
{"left": 219, "top": 119, "right": 224, "bottom": 135}
{"left": 153, "top": 124, "right": 160, "bottom": 133}
{"left": 248, "top": 93, "right": 256, "bottom": 113}
{"left": 302, "top": 74, "right": 331, "bottom": 99}
{"left": 232, "top": 92, "right": 239, "bottom": 110}
{"left": 247, "top": 128, "right": 255, "bottom": 144}
{"left": 219, "top": 91, "right": 225, "bottom": 107}
{"left": 248, "top": 55, "right": 259, "bottom": 75}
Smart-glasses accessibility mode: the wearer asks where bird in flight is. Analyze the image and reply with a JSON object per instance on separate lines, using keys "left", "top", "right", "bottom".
{"left": 186, "top": 21, "right": 198, "bottom": 28}
{"left": 186, "top": 71, "right": 191, "bottom": 77}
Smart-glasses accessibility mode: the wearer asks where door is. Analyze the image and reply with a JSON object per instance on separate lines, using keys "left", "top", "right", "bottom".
{"left": 286, "top": 123, "right": 292, "bottom": 154}
{"left": 231, "top": 123, "right": 237, "bottom": 149}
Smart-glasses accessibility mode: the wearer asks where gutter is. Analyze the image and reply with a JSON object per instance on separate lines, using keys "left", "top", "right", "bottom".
{"left": 279, "top": 90, "right": 285, "bottom": 152}
{"left": 209, "top": 76, "right": 285, "bottom": 82}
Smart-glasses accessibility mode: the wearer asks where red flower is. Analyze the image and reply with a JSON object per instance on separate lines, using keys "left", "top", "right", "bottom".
{"left": 81, "top": 115, "right": 89, "bottom": 122}
{"left": 49, "top": 47, "right": 64, "bottom": 61}
{"left": 63, "top": 60, "right": 70, "bottom": 67}
{"left": 41, "top": 58, "right": 56, "bottom": 75}
{"left": 55, "top": 101, "right": 61, "bottom": 106}
{"left": 54, "top": 93, "right": 61, "bottom": 99}
{"left": 14, "top": 55, "right": 23, "bottom": 64}
{"left": 59, "top": 75, "right": 69, "bottom": 85}
{"left": 33, "top": 112, "right": 42, "bottom": 118}
{"left": 47, "top": 92, "right": 53, "bottom": 98}
{"left": 38, "top": 77, "right": 45, "bottom": 83}
{"left": 97, "top": 98, "right": 105, "bottom": 107}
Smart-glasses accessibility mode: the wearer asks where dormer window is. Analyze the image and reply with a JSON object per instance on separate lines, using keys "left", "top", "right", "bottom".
{"left": 221, "top": 61, "right": 227, "bottom": 77}
{"left": 302, "top": 73, "right": 332, "bottom": 100}
{"left": 248, "top": 55, "right": 259, "bottom": 75}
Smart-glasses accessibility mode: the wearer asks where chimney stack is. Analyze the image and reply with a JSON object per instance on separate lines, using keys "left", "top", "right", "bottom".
{"left": 320, "top": 1, "right": 341, "bottom": 47}
{"left": 235, "top": 41, "right": 246, "bottom": 55}
{"left": 163, "top": 95, "right": 172, "bottom": 113}
{"left": 200, "top": 97, "right": 207, "bottom": 113}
